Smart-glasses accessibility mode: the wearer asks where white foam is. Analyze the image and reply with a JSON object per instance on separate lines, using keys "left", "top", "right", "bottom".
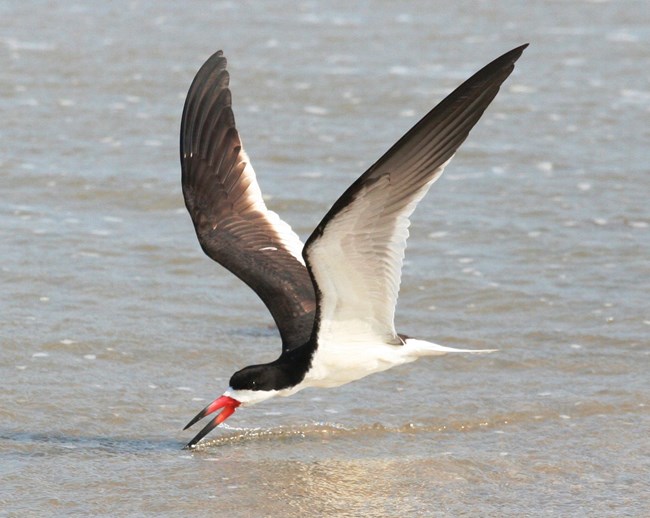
{"left": 509, "top": 84, "right": 536, "bottom": 94}
{"left": 304, "top": 105, "right": 328, "bottom": 115}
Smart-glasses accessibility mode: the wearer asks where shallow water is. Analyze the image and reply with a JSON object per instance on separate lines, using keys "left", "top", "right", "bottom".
{"left": 2, "top": 1, "right": 649, "bottom": 516}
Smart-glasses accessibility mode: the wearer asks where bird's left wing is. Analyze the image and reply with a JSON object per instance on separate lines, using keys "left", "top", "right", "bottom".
{"left": 304, "top": 44, "right": 527, "bottom": 345}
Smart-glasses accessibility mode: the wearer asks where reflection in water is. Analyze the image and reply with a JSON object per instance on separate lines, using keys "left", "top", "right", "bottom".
{"left": 265, "top": 458, "right": 424, "bottom": 516}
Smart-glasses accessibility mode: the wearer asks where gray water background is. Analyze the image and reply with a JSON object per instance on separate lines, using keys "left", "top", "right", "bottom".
{"left": 1, "top": 1, "right": 649, "bottom": 516}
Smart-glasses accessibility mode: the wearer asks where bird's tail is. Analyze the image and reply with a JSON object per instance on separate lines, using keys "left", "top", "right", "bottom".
{"left": 403, "top": 338, "right": 498, "bottom": 357}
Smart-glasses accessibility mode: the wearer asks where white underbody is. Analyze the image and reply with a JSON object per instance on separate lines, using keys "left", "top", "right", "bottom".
{"left": 305, "top": 337, "right": 494, "bottom": 388}
{"left": 226, "top": 338, "right": 495, "bottom": 406}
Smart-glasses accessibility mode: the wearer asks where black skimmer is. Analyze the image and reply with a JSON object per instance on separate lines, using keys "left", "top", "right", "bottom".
{"left": 180, "top": 44, "right": 527, "bottom": 448}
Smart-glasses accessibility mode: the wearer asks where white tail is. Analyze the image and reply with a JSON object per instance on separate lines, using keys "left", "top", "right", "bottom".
{"left": 404, "top": 338, "right": 498, "bottom": 357}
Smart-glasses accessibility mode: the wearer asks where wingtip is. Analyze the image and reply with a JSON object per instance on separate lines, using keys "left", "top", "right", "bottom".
{"left": 496, "top": 43, "right": 528, "bottom": 67}
{"left": 505, "top": 43, "right": 529, "bottom": 63}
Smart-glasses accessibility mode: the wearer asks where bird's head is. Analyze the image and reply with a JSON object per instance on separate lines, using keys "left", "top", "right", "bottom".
{"left": 183, "top": 364, "right": 285, "bottom": 448}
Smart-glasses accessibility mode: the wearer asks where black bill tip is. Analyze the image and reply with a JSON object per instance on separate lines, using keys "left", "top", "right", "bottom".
{"left": 183, "top": 403, "right": 211, "bottom": 431}
{"left": 184, "top": 415, "right": 220, "bottom": 449}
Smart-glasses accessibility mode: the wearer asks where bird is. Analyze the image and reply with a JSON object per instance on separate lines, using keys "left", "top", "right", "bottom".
{"left": 180, "top": 44, "right": 527, "bottom": 448}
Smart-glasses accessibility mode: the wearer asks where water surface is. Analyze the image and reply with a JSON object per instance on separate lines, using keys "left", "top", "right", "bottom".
{"left": 2, "top": 1, "right": 648, "bottom": 516}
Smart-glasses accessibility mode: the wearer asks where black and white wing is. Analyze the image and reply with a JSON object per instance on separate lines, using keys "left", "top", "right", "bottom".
{"left": 304, "top": 44, "right": 527, "bottom": 345}
{"left": 181, "top": 51, "right": 316, "bottom": 351}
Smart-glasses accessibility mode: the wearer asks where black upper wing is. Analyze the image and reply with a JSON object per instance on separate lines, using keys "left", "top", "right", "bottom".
{"left": 181, "top": 51, "right": 316, "bottom": 352}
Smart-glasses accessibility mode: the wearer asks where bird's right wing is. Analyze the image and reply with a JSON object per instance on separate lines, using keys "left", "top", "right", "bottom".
{"left": 181, "top": 51, "right": 316, "bottom": 351}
